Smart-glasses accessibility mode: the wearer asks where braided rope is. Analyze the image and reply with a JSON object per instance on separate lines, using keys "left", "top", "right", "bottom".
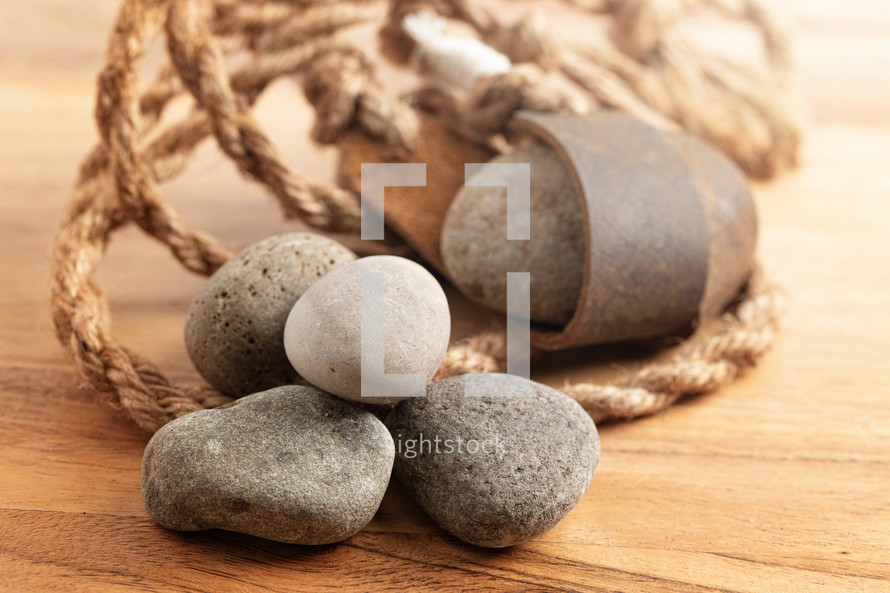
{"left": 434, "top": 267, "right": 783, "bottom": 422}
{"left": 383, "top": 0, "right": 800, "bottom": 177}
{"left": 51, "top": 0, "right": 792, "bottom": 432}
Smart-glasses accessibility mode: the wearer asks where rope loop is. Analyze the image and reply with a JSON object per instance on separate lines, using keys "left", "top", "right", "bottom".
{"left": 51, "top": 0, "right": 791, "bottom": 432}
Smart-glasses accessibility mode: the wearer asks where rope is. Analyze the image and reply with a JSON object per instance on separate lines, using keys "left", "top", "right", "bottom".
{"left": 435, "top": 267, "right": 783, "bottom": 422}
{"left": 383, "top": 0, "right": 800, "bottom": 178}
{"left": 51, "top": 0, "right": 793, "bottom": 433}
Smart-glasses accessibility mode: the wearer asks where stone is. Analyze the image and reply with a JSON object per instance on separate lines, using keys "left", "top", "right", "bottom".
{"left": 440, "top": 142, "right": 585, "bottom": 325}
{"left": 185, "top": 233, "right": 356, "bottom": 397}
{"left": 481, "top": 112, "right": 757, "bottom": 349}
{"left": 385, "top": 373, "right": 599, "bottom": 548}
{"left": 141, "top": 385, "right": 394, "bottom": 545}
{"left": 284, "top": 255, "right": 451, "bottom": 404}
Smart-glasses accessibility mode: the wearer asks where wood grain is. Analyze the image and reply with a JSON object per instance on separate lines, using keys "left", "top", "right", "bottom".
{"left": 1, "top": 1, "right": 889, "bottom": 591}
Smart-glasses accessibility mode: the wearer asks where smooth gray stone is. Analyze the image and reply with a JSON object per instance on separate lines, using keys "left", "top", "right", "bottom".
{"left": 385, "top": 373, "right": 599, "bottom": 548}
{"left": 185, "top": 233, "right": 356, "bottom": 397}
{"left": 284, "top": 255, "right": 451, "bottom": 404}
{"left": 441, "top": 143, "right": 585, "bottom": 325}
{"left": 141, "top": 385, "right": 394, "bottom": 545}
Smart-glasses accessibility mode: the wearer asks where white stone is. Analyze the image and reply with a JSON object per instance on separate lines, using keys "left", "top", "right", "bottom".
{"left": 284, "top": 256, "right": 451, "bottom": 404}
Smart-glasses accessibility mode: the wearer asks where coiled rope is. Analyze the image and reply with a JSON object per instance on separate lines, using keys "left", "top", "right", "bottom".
{"left": 51, "top": 0, "right": 793, "bottom": 432}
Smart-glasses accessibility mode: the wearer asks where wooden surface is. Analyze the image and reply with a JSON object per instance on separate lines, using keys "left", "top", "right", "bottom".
{"left": 2, "top": 1, "right": 889, "bottom": 591}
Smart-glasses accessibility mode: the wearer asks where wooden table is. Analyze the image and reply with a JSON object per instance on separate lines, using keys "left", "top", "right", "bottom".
{"left": 2, "top": 1, "right": 888, "bottom": 591}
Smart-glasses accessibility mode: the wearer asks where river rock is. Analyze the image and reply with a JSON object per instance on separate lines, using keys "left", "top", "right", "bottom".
{"left": 440, "top": 142, "right": 585, "bottom": 325}
{"left": 284, "top": 255, "right": 450, "bottom": 404}
{"left": 385, "top": 373, "right": 599, "bottom": 548}
{"left": 141, "top": 385, "right": 394, "bottom": 544}
{"left": 185, "top": 233, "right": 356, "bottom": 397}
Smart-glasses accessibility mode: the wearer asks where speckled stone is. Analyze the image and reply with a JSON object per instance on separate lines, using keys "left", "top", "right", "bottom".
{"left": 385, "top": 373, "right": 599, "bottom": 548}
{"left": 185, "top": 233, "right": 356, "bottom": 397}
{"left": 141, "top": 385, "right": 394, "bottom": 545}
{"left": 284, "top": 255, "right": 451, "bottom": 404}
{"left": 440, "top": 143, "right": 585, "bottom": 325}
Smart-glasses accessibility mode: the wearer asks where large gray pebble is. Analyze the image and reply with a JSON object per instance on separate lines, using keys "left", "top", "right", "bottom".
{"left": 141, "top": 385, "right": 394, "bottom": 544}
{"left": 185, "top": 233, "right": 356, "bottom": 397}
{"left": 385, "top": 373, "right": 599, "bottom": 548}
{"left": 284, "top": 255, "right": 450, "bottom": 404}
{"left": 441, "top": 143, "right": 585, "bottom": 325}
